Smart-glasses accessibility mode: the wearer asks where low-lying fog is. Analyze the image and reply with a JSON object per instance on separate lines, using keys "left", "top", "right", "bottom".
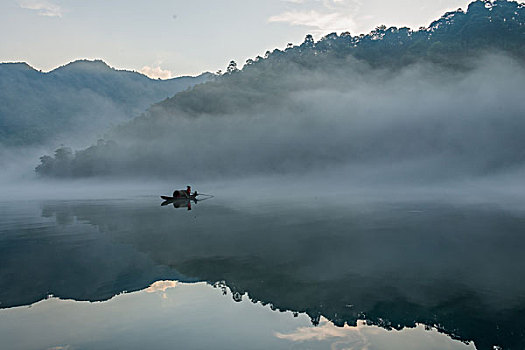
{"left": 1, "top": 53, "right": 525, "bottom": 202}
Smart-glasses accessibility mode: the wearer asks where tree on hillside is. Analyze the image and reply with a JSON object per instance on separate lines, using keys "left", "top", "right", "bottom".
{"left": 226, "top": 60, "right": 239, "bottom": 74}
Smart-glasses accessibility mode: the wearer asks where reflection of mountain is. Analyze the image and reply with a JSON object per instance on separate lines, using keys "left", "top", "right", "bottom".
{"left": 0, "top": 201, "right": 193, "bottom": 308}
{"left": 3, "top": 198, "right": 521, "bottom": 349}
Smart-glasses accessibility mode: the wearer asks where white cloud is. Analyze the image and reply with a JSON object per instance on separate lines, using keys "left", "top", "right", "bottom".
{"left": 18, "top": 0, "right": 62, "bottom": 17}
{"left": 269, "top": 10, "right": 356, "bottom": 34}
{"left": 270, "top": 0, "right": 361, "bottom": 35}
{"left": 145, "top": 280, "right": 178, "bottom": 293}
{"left": 140, "top": 66, "right": 174, "bottom": 80}
{"left": 275, "top": 317, "right": 368, "bottom": 343}
{"left": 275, "top": 317, "right": 476, "bottom": 349}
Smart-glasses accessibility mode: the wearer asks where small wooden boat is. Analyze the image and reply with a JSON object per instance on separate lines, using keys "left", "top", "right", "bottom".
{"left": 160, "top": 195, "right": 197, "bottom": 201}
{"left": 160, "top": 186, "right": 213, "bottom": 210}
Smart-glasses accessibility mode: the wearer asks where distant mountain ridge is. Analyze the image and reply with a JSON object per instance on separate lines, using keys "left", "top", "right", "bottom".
{"left": 0, "top": 59, "right": 212, "bottom": 146}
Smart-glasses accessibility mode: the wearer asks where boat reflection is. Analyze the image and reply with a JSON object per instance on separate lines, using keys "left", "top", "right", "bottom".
{"left": 161, "top": 198, "right": 197, "bottom": 210}
{"left": 160, "top": 193, "right": 213, "bottom": 210}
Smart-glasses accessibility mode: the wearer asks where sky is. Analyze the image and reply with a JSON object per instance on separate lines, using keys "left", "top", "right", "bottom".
{"left": 0, "top": 0, "right": 472, "bottom": 78}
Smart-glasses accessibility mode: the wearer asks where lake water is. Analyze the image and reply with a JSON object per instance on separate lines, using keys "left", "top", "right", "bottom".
{"left": 1, "top": 187, "right": 524, "bottom": 349}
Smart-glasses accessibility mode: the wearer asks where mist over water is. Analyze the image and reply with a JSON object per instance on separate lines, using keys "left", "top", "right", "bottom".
{"left": 25, "top": 53, "right": 523, "bottom": 185}
{"left": 0, "top": 53, "right": 524, "bottom": 215}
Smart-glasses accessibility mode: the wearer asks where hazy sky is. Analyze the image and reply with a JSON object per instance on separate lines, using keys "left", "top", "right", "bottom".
{"left": 0, "top": 0, "right": 471, "bottom": 78}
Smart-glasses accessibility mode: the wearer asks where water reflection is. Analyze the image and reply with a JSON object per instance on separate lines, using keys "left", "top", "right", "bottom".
{"left": 161, "top": 198, "right": 197, "bottom": 210}
{"left": 1, "top": 197, "right": 524, "bottom": 349}
{"left": 0, "top": 200, "right": 194, "bottom": 309}
{"left": 0, "top": 281, "right": 474, "bottom": 350}
{"left": 275, "top": 317, "right": 476, "bottom": 350}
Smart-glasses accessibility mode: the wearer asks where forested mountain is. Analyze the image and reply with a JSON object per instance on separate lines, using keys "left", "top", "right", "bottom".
{"left": 154, "top": 0, "right": 525, "bottom": 117}
{"left": 36, "top": 0, "right": 525, "bottom": 179}
{"left": 0, "top": 60, "right": 211, "bottom": 146}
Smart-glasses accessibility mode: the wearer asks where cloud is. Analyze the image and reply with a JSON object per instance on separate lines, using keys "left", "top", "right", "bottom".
{"left": 270, "top": 0, "right": 360, "bottom": 34}
{"left": 275, "top": 318, "right": 368, "bottom": 343}
{"left": 145, "top": 280, "right": 178, "bottom": 293}
{"left": 276, "top": 318, "right": 476, "bottom": 349}
{"left": 269, "top": 10, "right": 356, "bottom": 34}
{"left": 139, "top": 66, "right": 174, "bottom": 80}
{"left": 145, "top": 280, "right": 178, "bottom": 300}
{"left": 18, "top": 0, "right": 62, "bottom": 17}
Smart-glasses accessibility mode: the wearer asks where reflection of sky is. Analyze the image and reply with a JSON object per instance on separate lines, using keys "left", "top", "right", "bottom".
{"left": 145, "top": 280, "right": 179, "bottom": 299}
{"left": 145, "top": 280, "right": 178, "bottom": 293}
{"left": 0, "top": 282, "right": 475, "bottom": 350}
{"left": 277, "top": 318, "right": 476, "bottom": 350}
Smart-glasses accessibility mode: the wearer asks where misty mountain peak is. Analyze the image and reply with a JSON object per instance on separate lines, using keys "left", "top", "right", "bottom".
{"left": 0, "top": 62, "right": 37, "bottom": 73}
{"left": 50, "top": 59, "right": 113, "bottom": 74}
{"left": 0, "top": 58, "right": 211, "bottom": 146}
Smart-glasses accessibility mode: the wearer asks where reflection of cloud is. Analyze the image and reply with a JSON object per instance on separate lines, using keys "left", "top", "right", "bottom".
{"left": 18, "top": 0, "right": 62, "bottom": 17}
{"left": 276, "top": 318, "right": 476, "bottom": 349}
{"left": 145, "top": 280, "right": 178, "bottom": 293}
{"left": 276, "top": 318, "right": 368, "bottom": 347}
{"left": 270, "top": 0, "right": 360, "bottom": 34}
{"left": 140, "top": 66, "right": 174, "bottom": 80}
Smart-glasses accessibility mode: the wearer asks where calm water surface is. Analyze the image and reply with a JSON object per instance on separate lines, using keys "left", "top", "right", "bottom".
{"left": 0, "top": 191, "right": 524, "bottom": 349}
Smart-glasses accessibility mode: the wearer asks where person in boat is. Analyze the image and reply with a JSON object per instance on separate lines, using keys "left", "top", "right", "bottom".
{"left": 173, "top": 186, "right": 193, "bottom": 199}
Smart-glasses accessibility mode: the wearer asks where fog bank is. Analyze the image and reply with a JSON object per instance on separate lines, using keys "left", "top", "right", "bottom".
{"left": 34, "top": 53, "right": 525, "bottom": 186}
